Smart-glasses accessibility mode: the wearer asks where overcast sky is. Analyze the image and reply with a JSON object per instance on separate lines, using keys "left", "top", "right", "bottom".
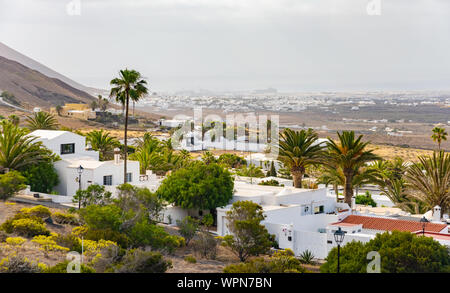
{"left": 1, "top": 0, "right": 450, "bottom": 92}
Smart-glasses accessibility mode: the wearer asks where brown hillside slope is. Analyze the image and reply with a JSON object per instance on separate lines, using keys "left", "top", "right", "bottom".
{"left": 0, "top": 56, "right": 94, "bottom": 109}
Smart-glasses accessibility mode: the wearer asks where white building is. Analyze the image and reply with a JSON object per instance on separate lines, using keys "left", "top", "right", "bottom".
{"left": 214, "top": 182, "right": 351, "bottom": 259}
{"left": 29, "top": 130, "right": 143, "bottom": 196}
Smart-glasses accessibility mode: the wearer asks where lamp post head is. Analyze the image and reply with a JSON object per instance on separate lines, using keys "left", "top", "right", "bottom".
{"left": 420, "top": 216, "right": 428, "bottom": 230}
{"left": 334, "top": 227, "right": 346, "bottom": 245}
{"left": 77, "top": 165, "right": 84, "bottom": 175}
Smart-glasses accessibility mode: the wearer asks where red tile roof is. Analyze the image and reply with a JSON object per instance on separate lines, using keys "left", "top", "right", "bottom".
{"left": 332, "top": 215, "right": 448, "bottom": 233}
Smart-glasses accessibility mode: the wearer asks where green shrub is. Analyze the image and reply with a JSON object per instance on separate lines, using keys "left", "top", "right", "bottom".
{"left": 320, "top": 231, "right": 450, "bottom": 273}
{"left": 258, "top": 179, "right": 280, "bottom": 186}
{"left": 54, "top": 234, "right": 82, "bottom": 252}
{"left": 0, "top": 255, "right": 42, "bottom": 273}
{"left": 84, "top": 228, "right": 130, "bottom": 249}
{"left": 223, "top": 250, "right": 306, "bottom": 273}
{"left": 176, "top": 216, "right": 199, "bottom": 245}
{"left": 0, "top": 231, "right": 7, "bottom": 242}
{"left": 20, "top": 205, "right": 52, "bottom": 219}
{"left": 11, "top": 218, "right": 50, "bottom": 237}
{"left": 192, "top": 231, "right": 218, "bottom": 259}
{"left": 184, "top": 255, "right": 197, "bottom": 264}
{"left": 44, "top": 261, "right": 96, "bottom": 273}
{"left": 52, "top": 212, "right": 79, "bottom": 225}
{"left": 299, "top": 250, "right": 315, "bottom": 264}
{"left": 127, "top": 220, "right": 184, "bottom": 252}
{"left": 114, "top": 248, "right": 172, "bottom": 273}
{"left": 355, "top": 191, "right": 377, "bottom": 207}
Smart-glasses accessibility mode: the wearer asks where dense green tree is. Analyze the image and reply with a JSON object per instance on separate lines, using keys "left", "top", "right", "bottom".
{"left": 25, "top": 111, "right": 59, "bottom": 130}
{"left": 0, "top": 171, "right": 27, "bottom": 200}
{"left": 320, "top": 231, "right": 450, "bottom": 273}
{"left": 221, "top": 201, "right": 273, "bottom": 262}
{"left": 73, "top": 184, "right": 112, "bottom": 208}
{"left": 21, "top": 162, "right": 59, "bottom": 193}
{"left": 276, "top": 128, "right": 324, "bottom": 188}
{"left": 110, "top": 69, "right": 148, "bottom": 183}
{"left": 157, "top": 162, "right": 234, "bottom": 212}
{"left": 217, "top": 153, "right": 246, "bottom": 169}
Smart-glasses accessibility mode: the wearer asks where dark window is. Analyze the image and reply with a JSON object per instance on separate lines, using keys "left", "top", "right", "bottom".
{"left": 126, "top": 173, "right": 132, "bottom": 183}
{"left": 314, "top": 205, "right": 325, "bottom": 214}
{"left": 327, "top": 240, "right": 332, "bottom": 244}
{"left": 103, "top": 175, "right": 112, "bottom": 186}
{"left": 61, "top": 143, "right": 75, "bottom": 155}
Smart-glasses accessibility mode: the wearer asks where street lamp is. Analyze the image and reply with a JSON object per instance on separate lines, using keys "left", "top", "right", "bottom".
{"left": 420, "top": 217, "right": 428, "bottom": 236}
{"left": 334, "top": 227, "right": 346, "bottom": 273}
{"left": 76, "top": 165, "right": 84, "bottom": 209}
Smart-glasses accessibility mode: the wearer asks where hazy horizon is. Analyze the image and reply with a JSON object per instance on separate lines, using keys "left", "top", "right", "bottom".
{"left": 1, "top": 0, "right": 450, "bottom": 93}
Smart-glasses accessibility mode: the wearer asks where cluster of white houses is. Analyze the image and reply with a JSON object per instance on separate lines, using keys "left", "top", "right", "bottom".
{"left": 19, "top": 130, "right": 450, "bottom": 259}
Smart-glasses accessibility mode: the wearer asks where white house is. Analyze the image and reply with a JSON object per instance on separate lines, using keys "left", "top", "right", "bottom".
{"left": 31, "top": 130, "right": 99, "bottom": 160}
{"left": 29, "top": 130, "right": 142, "bottom": 196}
{"left": 213, "top": 181, "right": 351, "bottom": 259}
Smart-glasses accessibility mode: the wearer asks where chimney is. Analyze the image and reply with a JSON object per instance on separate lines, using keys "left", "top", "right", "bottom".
{"left": 114, "top": 148, "right": 121, "bottom": 164}
{"left": 432, "top": 206, "right": 441, "bottom": 222}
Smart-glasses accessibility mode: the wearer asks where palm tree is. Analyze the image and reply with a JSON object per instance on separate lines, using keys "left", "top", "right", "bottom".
{"left": 0, "top": 120, "right": 49, "bottom": 170}
{"left": 25, "top": 112, "right": 59, "bottom": 130}
{"left": 325, "top": 131, "right": 380, "bottom": 206}
{"left": 129, "top": 133, "right": 162, "bottom": 174}
{"left": 431, "top": 127, "right": 448, "bottom": 150}
{"left": 404, "top": 151, "right": 450, "bottom": 217}
{"left": 8, "top": 115, "right": 20, "bottom": 126}
{"left": 90, "top": 100, "right": 98, "bottom": 111}
{"left": 276, "top": 128, "right": 324, "bottom": 188}
{"left": 110, "top": 69, "right": 148, "bottom": 183}
{"left": 55, "top": 105, "right": 63, "bottom": 116}
{"left": 86, "top": 130, "right": 120, "bottom": 161}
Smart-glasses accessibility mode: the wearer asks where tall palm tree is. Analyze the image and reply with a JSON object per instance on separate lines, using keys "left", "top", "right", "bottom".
{"left": 276, "top": 128, "right": 324, "bottom": 188}
{"left": 431, "top": 127, "right": 448, "bottom": 150}
{"left": 325, "top": 131, "right": 380, "bottom": 206}
{"left": 405, "top": 151, "right": 450, "bottom": 217}
{"left": 25, "top": 112, "right": 59, "bottom": 131}
{"left": 0, "top": 120, "right": 48, "bottom": 170}
{"left": 110, "top": 69, "right": 148, "bottom": 183}
{"left": 86, "top": 130, "right": 120, "bottom": 161}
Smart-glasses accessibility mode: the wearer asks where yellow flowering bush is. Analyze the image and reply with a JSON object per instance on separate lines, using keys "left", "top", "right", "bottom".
{"left": 5, "top": 237, "right": 26, "bottom": 246}
{"left": 11, "top": 218, "right": 50, "bottom": 237}
{"left": 82, "top": 239, "right": 118, "bottom": 256}
{"left": 4, "top": 202, "right": 16, "bottom": 206}
{"left": 52, "top": 212, "right": 79, "bottom": 225}
{"left": 20, "top": 205, "right": 52, "bottom": 219}
{"left": 32, "top": 235, "right": 70, "bottom": 253}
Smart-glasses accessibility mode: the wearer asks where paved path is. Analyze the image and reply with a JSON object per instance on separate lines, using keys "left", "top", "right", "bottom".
{"left": 0, "top": 90, "right": 32, "bottom": 113}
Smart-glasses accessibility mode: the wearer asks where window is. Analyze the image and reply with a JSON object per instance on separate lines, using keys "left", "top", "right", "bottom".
{"left": 61, "top": 143, "right": 75, "bottom": 154}
{"left": 126, "top": 173, "right": 132, "bottom": 183}
{"left": 314, "top": 205, "right": 325, "bottom": 214}
{"left": 103, "top": 175, "right": 112, "bottom": 186}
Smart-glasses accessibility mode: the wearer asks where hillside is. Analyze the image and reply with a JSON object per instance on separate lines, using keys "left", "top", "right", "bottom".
{"left": 0, "top": 42, "right": 101, "bottom": 95}
{"left": 0, "top": 56, "right": 95, "bottom": 109}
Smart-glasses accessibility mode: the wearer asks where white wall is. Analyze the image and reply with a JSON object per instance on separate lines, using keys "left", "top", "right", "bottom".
{"left": 33, "top": 131, "right": 99, "bottom": 160}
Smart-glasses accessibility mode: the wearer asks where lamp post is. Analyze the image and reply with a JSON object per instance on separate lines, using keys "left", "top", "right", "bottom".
{"left": 76, "top": 165, "right": 84, "bottom": 209}
{"left": 334, "top": 227, "right": 346, "bottom": 273}
{"left": 420, "top": 217, "right": 428, "bottom": 236}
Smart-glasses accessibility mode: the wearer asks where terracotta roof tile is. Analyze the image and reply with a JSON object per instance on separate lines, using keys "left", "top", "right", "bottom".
{"left": 333, "top": 215, "right": 448, "bottom": 233}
